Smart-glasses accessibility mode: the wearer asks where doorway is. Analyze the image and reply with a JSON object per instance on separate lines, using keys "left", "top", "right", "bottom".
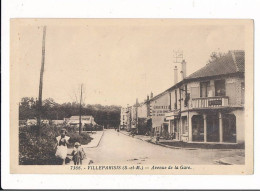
{"left": 192, "top": 115, "right": 204, "bottom": 142}
{"left": 207, "top": 114, "right": 219, "bottom": 142}
{"left": 223, "top": 114, "right": 236, "bottom": 143}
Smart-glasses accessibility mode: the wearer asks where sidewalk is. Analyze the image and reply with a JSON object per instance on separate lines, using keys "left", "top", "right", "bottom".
{"left": 82, "top": 131, "right": 104, "bottom": 148}
{"left": 67, "top": 131, "right": 104, "bottom": 165}
{"left": 215, "top": 156, "right": 245, "bottom": 165}
{"left": 120, "top": 130, "right": 153, "bottom": 142}
{"left": 158, "top": 141, "right": 245, "bottom": 149}
{"left": 120, "top": 130, "right": 244, "bottom": 150}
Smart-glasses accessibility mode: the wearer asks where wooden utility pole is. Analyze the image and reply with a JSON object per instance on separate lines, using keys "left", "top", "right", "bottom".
{"left": 79, "top": 84, "right": 83, "bottom": 134}
{"left": 37, "top": 26, "right": 47, "bottom": 129}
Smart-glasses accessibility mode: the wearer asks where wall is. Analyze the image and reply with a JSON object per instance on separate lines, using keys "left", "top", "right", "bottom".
{"left": 232, "top": 109, "right": 245, "bottom": 144}
{"left": 226, "top": 77, "right": 244, "bottom": 106}
{"left": 150, "top": 92, "right": 170, "bottom": 129}
{"left": 137, "top": 103, "right": 148, "bottom": 118}
{"left": 131, "top": 106, "right": 138, "bottom": 128}
{"left": 120, "top": 108, "right": 128, "bottom": 126}
{"left": 187, "top": 76, "right": 245, "bottom": 108}
{"left": 187, "top": 81, "right": 200, "bottom": 109}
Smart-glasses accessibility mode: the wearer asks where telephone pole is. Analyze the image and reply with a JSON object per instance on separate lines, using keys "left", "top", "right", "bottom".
{"left": 79, "top": 84, "right": 83, "bottom": 134}
{"left": 37, "top": 26, "right": 47, "bottom": 129}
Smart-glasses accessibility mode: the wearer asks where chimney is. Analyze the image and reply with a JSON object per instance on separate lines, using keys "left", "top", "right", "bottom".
{"left": 136, "top": 98, "right": 139, "bottom": 105}
{"left": 147, "top": 95, "right": 150, "bottom": 101}
{"left": 174, "top": 66, "right": 178, "bottom": 84}
{"left": 181, "top": 60, "right": 186, "bottom": 79}
{"left": 150, "top": 92, "right": 153, "bottom": 99}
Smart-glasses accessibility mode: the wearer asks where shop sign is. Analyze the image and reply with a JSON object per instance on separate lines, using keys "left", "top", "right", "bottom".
{"left": 208, "top": 99, "right": 222, "bottom": 106}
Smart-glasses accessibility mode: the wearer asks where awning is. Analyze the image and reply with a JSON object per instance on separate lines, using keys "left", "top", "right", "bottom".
{"left": 165, "top": 116, "right": 175, "bottom": 121}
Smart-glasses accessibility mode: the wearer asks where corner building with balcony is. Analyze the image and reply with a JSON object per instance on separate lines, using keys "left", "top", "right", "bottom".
{"left": 165, "top": 50, "right": 245, "bottom": 144}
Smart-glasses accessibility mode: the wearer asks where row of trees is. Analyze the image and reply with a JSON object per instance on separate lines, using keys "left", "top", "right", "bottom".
{"left": 19, "top": 97, "right": 121, "bottom": 128}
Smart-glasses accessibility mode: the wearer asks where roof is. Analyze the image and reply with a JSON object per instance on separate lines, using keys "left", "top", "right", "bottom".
{"left": 70, "top": 115, "right": 93, "bottom": 120}
{"left": 186, "top": 50, "right": 244, "bottom": 80}
{"left": 137, "top": 50, "right": 245, "bottom": 105}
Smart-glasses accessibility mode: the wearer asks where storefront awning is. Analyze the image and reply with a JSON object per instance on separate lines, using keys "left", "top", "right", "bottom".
{"left": 165, "top": 116, "right": 175, "bottom": 121}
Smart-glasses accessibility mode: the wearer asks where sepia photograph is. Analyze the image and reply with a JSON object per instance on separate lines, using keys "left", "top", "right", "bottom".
{"left": 10, "top": 19, "right": 254, "bottom": 174}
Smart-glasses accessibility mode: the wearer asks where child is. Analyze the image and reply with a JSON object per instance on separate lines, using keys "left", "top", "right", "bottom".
{"left": 71, "top": 142, "right": 86, "bottom": 165}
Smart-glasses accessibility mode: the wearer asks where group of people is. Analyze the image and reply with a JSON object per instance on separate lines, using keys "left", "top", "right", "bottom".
{"left": 55, "top": 128, "right": 86, "bottom": 165}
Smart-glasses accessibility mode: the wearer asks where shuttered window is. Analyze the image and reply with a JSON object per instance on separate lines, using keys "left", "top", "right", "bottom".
{"left": 191, "top": 87, "right": 200, "bottom": 98}
{"left": 226, "top": 82, "right": 236, "bottom": 105}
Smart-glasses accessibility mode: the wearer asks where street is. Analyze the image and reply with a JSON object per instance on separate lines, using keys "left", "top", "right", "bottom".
{"left": 84, "top": 129, "right": 245, "bottom": 165}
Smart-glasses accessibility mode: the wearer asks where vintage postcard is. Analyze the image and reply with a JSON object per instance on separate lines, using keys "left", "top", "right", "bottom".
{"left": 10, "top": 19, "right": 254, "bottom": 174}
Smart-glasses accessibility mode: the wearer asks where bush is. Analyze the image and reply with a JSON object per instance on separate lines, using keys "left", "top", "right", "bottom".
{"left": 67, "top": 131, "right": 92, "bottom": 148}
{"left": 83, "top": 124, "right": 103, "bottom": 131}
{"left": 19, "top": 125, "right": 92, "bottom": 165}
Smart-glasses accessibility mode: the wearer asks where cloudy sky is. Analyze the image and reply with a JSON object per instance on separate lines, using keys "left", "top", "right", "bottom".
{"left": 12, "top": 19, "right": 245, "bottom": 106}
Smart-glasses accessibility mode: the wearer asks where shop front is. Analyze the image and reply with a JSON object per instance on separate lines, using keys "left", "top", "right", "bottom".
{"left": 164, "top": 111, "right": 181, "bottom": 140}
{"left": 190, "top": 110, "right": 238, "bottom": 143}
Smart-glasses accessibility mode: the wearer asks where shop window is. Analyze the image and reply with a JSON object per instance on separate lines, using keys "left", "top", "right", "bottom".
{"left": 182, "top": 116, "right": 188, "bottom": 134}
{"left": 215, "top": 80, "right": 226, "bottom": 96}
{"left": 192, "top": 115, "right": 204, "bottom": 142}
{"left": 223, "top": 114, "right": 236, "bottom": 143}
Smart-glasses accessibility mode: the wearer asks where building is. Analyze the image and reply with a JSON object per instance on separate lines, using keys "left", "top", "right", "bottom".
{"left": 126, "top": 106, "right": 132, "bottom": 131}
{"left": 51, "top": 120, "right": 64, "bottom": 125}
{"left": 68, "top": 115, "right": 96, "bottom": 127}
{"left": 120, "top": 107, "right": 128, "bottom": 129}
{"left": 26, "top": 118, "right": 49, "bottom": 126}
{"left": 126, "top": 50, "right": 245, "bottom": 145}
{"left": 164, "top": 50, "right": 245, "bottom": 144}
{"left": 148, "top": 91, "right": 171, "bottom": 135}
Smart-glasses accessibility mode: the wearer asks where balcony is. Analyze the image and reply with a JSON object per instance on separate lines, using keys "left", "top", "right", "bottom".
{"left": 191, "top": 96, "right": 229, "bottom": 109}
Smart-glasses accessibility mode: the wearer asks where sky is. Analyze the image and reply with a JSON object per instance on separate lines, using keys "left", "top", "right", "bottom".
{"left": 12, "top": 19, "right": 245, "bottom": 107}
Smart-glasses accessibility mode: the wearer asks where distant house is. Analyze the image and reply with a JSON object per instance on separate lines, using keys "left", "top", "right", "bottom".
{"left": 51, "top": 120, "right": 64, "bottom": 125}
{"left": 68, "top": 115, "right": 96, "bottom": 127}
{"left": 120, "top": 107, "right": 128, "bottom": 129}
{"left": 26, "top": 118, "right": 37, "bottom": 126}
{"left": 26, "top": 118, "right": 49, "bottom": 126}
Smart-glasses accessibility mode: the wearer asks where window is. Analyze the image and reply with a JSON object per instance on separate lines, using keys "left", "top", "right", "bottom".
{"left": 184, "top": 85, "right": 189, "bottom": 107}
{"left": 241, "top": 82, "right": 245, "bottom": 104}
{"left": 182, "top": 116, "right": 188, "bottom": 134}
{"left": 174, "top": 90, "right": 177, "bottom": 109}
{"left": 200, "top": 81, "right": 210, "bottom": 97}
{"left": 191, "top": 87, "right": 200, "bottom": 98}
{"left": 215, "top": 80, "right": 226, "bottom": 96}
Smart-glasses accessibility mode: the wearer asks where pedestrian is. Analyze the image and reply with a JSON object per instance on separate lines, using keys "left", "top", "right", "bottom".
{"left": 55, "top": 128, "right": 70, "bottom": 165}
{"left": 71, "top": 142, "right": 86, "bottom": 165}
{"left": 155, "top": 130, "right": 160, "bottom": 144}
{"left": 117, "top": 127, "right": 120, "bottom": 136}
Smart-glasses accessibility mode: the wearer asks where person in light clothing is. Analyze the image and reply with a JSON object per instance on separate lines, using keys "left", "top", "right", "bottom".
{"left": 55, "top": 128, "right": 70, "bottom": 165}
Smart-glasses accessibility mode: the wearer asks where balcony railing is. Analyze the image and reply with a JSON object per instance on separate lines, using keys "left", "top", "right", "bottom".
{"left": 191, "top": 96, "right": 229, "bottom": 109}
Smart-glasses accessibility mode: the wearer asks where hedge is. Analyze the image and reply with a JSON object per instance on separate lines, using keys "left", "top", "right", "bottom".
{"left": 19, "top": 125, "right": 92, "bottom": 165}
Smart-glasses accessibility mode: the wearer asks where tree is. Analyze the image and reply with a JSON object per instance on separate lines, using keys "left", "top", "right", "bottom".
{"left": 19, "top": 97, "right": 121, "bottom": 128}
{"left": 19, "top": 97, "right": 37, "bottom": 120}
{"left": 207, "top": 51, "right": 226, "bottom": 64}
